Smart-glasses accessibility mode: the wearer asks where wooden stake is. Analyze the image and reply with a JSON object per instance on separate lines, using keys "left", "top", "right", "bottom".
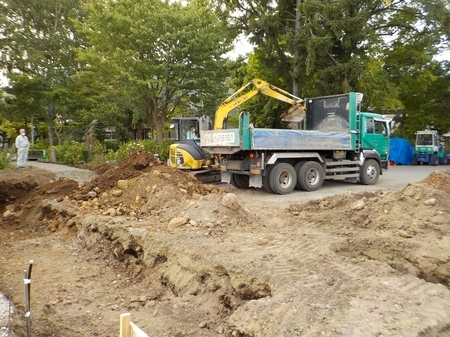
{"left": 120, "top": 313, "right": 131, "bottom": 337}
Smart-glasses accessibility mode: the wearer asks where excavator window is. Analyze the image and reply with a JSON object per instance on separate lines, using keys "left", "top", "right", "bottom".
{"left": 180, "top": 120, "right": 199, "bottom": 140}
{"left": 186, "top": 125, "right": 198, "bottom": 139}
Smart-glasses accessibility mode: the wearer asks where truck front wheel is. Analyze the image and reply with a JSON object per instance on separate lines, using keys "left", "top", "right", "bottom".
{"left": 269, "top": 163, "right": 297, "bottom": 194}
{"left": 430, "top": 154, "right": 439, "bottom": 166}
{"left": 360, "top": 159, "right": 380, "bottom": 185}
{"left": 297, "top": 161, "right": 324, "bottom": 191}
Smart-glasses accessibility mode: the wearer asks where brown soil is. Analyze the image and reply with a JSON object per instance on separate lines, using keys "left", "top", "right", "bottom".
{"left": 1, "top": 152, "right": 450, "bottom": 337}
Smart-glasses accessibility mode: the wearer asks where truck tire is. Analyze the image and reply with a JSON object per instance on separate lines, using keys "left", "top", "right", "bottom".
{"left": 412, "top": 155, "right": 418, "bottom": 166}
{"left": 269, "top": 163, "right": 297, "bottom": 195}
{"left": 430, "top": 154, "right": 439, "bottom": 166}
{"left": 439, "top": 156, "right": 448, "bottom": 165}
{"left": 231, "top": 174, "right": 250, "bottom": 189}
{"left": 359, "top": 159, "right": 380, "bottom": 185}
{"left": 297, "top": 161, "right": 324, "bottom": 191}
{"left": 262, "top": 165, "right": 274, "bottom": 193}
{"left": 294, "top": 161, "right": 306, "bottom": 190}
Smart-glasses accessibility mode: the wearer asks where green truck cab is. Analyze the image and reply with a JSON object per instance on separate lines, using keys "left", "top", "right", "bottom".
{"left": 200, "top": 92, "right": 390, "bottom": 194}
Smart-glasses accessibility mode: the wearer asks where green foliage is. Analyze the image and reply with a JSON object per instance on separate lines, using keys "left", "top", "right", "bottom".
{"left": 104, "top": 139, "right": 173, "bottom": 163}
{"left": 218, "top": 0, "right": 450, "bottom": 127}
{"left": 53, "top": 141, "right": 89, "bottom": 166}
{"left": 0, "top": 0, "right": 86, "bottom": 146}
{"left": 0, "top": 119, "right": 17, "bottom": 145}
{"left": 77, "top": 0, "right": 234, "bottom": 141}
{"left": 0, "top": 152, "right": 12, "bottom": 170}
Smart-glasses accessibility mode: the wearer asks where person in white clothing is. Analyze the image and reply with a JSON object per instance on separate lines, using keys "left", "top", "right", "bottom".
{"left": 15, "top": 128, "right": 30, "bottom": 168}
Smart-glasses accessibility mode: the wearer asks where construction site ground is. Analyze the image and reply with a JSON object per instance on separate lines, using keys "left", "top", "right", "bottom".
{"left": 1, "top": 152, "right": 450, "bottom": 337}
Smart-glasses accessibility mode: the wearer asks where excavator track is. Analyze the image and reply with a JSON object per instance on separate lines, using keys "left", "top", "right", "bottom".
{"left": 189, "top": 169, "right": 222, "bottom": 184}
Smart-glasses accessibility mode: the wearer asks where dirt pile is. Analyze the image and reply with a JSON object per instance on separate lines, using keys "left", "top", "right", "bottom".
{"left": 1, "top": 151, "right": 254, "bottom": 231}
{"left": 73, "top": 151, "right": 252, "bottom": 227}
{"left": 287, "top": 169, "right": 450, "bottom": 289}
{"left": 1, "top": 161, "right": 450, "bottom": 337}
{"left": 0, "top": 167, "right": 56, "bottom": 207}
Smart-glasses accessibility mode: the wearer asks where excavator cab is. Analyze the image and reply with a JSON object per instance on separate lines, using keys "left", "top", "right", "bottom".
{"left": 169, "top": 116, "right": 215, "bottom": 170}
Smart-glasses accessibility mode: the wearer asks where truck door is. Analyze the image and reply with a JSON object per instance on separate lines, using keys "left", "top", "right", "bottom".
{"left": 361, "top": 117, "right": 390, "bottom": 158}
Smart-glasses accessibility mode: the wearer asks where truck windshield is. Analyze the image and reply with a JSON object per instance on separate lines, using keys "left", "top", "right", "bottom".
{"left": 417, "top": 134, "right": 433, "bottom": 146}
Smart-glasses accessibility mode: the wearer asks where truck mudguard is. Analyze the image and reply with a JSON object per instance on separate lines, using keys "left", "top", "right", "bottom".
{"left": 361, "top": 149, "right": 382, "bottom": 163}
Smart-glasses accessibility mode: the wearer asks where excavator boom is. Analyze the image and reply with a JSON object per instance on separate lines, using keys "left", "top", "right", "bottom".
{"left": 214, "top": 79, "right": 305, "bottom": 130}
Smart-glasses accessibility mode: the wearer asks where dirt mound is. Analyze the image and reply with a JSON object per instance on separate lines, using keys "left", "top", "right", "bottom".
{"left": 72, "top": 150, "right": 236, "bottom": 224}
{"left": 79, "top": 151, "right": 163, "bottom": 194}
{"left": 0, "top": 166, "right": 56, "bottom": 210}
{"left": 422, "top": 169, "right": 450, "bottom": 195}
{"left": 287, "top": 171, "right": 450, "bottom": 291}
{"left": 2, "top": 160, "right": 450, "bottom": 337}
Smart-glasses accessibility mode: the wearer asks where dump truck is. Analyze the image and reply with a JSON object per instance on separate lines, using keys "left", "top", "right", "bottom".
{"left": 200, "top": 92, "right": 391, "bottom": 194}
{"left": 412, "top": 130, "right": 448, "bottom": 166}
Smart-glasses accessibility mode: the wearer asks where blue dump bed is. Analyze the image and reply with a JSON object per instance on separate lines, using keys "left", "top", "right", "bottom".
{"left": 251, "top": 128, "right": 352, "bottom": 150}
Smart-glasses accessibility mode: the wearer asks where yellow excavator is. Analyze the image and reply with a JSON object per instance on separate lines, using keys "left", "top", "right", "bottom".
{"left": 168, "top": 78, "right": 305, "bottom": 182}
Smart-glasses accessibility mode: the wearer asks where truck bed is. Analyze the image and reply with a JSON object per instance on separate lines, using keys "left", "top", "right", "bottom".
{"left": 200, "top": 128, "right": 353, "bottom": 154}
{"left": 252, "top": 129, "right": 352, "bottom": 150}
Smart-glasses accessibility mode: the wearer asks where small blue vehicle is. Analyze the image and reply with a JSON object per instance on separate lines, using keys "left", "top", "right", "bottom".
{"left": 413, "top": 130, "right": 448, "bottom": 166}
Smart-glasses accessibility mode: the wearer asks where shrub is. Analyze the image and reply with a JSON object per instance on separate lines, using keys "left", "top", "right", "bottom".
{"left": 53, "top": 141, "right": 89, "bottom": 166}
{"left": 104, "top": 139, "right": 173, "bottom": 163}
{"left": 0, "top": 151, "right": 13, "bottom": 170}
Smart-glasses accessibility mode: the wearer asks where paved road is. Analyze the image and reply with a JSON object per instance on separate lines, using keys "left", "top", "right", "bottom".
{"left": 221, "top": 164, "right": 450, "bottom": 205}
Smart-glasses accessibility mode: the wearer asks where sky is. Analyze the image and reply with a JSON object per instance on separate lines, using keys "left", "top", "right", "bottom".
{"left": 226, "top": 34, "right": 254, "bottom": 60}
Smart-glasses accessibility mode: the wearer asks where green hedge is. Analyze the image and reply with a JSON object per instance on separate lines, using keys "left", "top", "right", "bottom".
{"left": 52, "top": 139, "right": 174, "bottom": 166}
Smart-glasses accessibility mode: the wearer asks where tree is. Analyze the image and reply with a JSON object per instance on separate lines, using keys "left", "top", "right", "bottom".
{"left": 215, "top": 0, "right": 450, "bottom": 108}
{"left": 0, "top": 0, "right": 85, "bottom": 147}
{"left": 77, "top": 0, "right": 235, "bottom": 142}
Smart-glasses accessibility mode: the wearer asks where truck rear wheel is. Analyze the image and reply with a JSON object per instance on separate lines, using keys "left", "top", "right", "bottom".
{"left": 359, "top": 159, "right": 379, "bottom": 185}
{"left": 294, "top": 161, "right": 306, "bottom": 190}
{"left": 439, "top": 156, "right": 448, "bottom": 165}
{"left": 297, "top": 161, "right": 324, "bottom": 191}
{"left": 269, "top": 163, "right": 297, "bottom": 195}
{"left": 231, "top": 174, "right": 250, "bottom": 189}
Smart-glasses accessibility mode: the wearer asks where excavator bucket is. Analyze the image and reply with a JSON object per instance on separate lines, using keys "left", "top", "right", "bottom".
{"left": 280, "top": 105, "right": 305, "bottom": 123}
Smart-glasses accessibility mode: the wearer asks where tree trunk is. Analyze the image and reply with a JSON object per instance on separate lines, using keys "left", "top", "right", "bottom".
{"left": 293, "top": 0, "right": 302, "bottom": 98}
{"left": 46, "top": 102, "right": 56, "bottom": 146}
{"left": 46, "top": 101, "right": 59, "bottom": 163}
{"left": 149, "top": 104, "right": 165, "bottom": 143}
{"left": 154, "top": 117, "right": 164, "bottom": 142}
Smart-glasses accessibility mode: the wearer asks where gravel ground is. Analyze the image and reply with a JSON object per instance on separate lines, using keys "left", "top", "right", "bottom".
{"left": 26, "top": 161, "right": 97, "bottom": 183}
{"left": 0, "top": 292, "right": 12, "bottom": 337}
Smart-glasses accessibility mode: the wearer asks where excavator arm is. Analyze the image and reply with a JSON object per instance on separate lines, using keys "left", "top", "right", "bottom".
{"left": 214, "top": 78, "right": 305, "bottom": 130}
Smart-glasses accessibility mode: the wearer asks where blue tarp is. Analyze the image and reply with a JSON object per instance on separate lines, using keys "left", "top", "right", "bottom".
{"left": 389, "top": 138, "right": 414, "bottom": 165}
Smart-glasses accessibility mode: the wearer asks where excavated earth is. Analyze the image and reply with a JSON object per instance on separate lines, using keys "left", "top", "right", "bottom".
{"left": 1, "top": 151, "right": 450, "bottom": 337}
